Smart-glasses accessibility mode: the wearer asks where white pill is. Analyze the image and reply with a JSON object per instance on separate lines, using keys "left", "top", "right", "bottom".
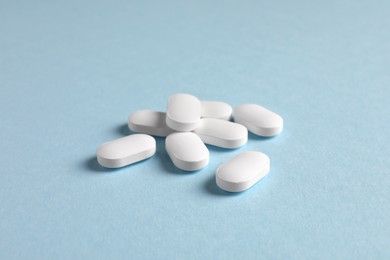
{"left": 166, "top": 93, "right": 201, "bottom": 131}
{"left": 233, "top": 104, "right": 283, "bottom": 137}
{"left": 194, "top": 118, "right": 248, "bottom": 149}
{"left": 201, "top": 101, "right": 232, "bottom": 120}
{"left": 128, "top": 110, "right": 174, "bottom": 137}
{"left": 97, "top": 134, "right": 156, "bottom": 168}
{"left": 165, "top": 132, "right": 209, "bottom": 171}
{"left": 216, "top": 151, "right": 270, "bottom": 192}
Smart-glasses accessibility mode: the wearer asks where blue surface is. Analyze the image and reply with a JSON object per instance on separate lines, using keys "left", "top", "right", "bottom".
{"left": 1, "top": 0, "right": 389, "bottom": 259}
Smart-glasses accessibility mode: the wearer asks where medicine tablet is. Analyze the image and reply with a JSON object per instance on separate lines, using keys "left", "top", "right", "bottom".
{"left": 166, "top": 93, "right": 201, "bottom": 131}
{"left": 201, "top": 101, "right": 232, "bottom": 120}
{"left": 194, "top": 118, "right": 247, "bottom": 149}
{"left": 233, "top": 104, "right": 283, "bottom": 137}
{"left": 97, "top": 134, "right": 156, "bottom": 168}
{"left": 166, "top": 132, "right": 209, "bottom": 171}
{"left": 216, "top": 151, "right": 270, "bottom": 192}
{"left": 128, "top": 110, "right": 174, "bottom": 137}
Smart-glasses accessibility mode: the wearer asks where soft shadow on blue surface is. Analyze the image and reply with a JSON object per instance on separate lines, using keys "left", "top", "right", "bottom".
{"left": 206, "top": 144, "right": 246, "bottom": 153}
{"left": 247, "top": 132, "right": 276, "bottom": 141}
{"left": 85, "top": 156, "right": 122, "bottom": 173}
{"left": 204, "top": 174, "right": 244, "bottom": 196}
{"left": 84, "top": 155, "right": 153, "bottom": 173}
{"left": 117, "top": 123, "right": 132, "bottom": 136}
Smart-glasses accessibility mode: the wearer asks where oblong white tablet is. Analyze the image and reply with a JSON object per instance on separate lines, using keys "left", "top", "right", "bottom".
{"left": 233, "top": 104, "right": 283, "bottom": 137}
{"left": 97, "top": 134, "right": 156, "bottom": 168}
{"left": 166, "top": 93, "right": 201, "bottom": 131}
{"left": 201, "top": 101, "right": 232, "bottom": 120}
{"left": 194, "top": 118, "right": 248, "bottom": 149}
{"left": 128, "top": 110, "right": 174, "bottom": 137}
{"left": 216, "top": 151, "right": 270, "bottom": 192}
{"left": 165, "top": 132, "right": 209, "bottom": 171}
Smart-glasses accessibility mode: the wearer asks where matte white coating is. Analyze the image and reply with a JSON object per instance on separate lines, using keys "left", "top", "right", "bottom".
{"left": 166, "top": 93, "right": 201, "bottom": 131}
{"left": 165, "top": 132, "right": 209, "bottom": 171}
{"left": 194, "top": 118, "right": 248, "bottom": 149}
{"left": 233, "top": 104, "right": 283, "bottom": 137}
{"left": 97, "top": 134, "right": 156, "bottom": 168}
{"left": 216, "top": 151, "right": 270, "bottom": 192}
{"left": 128, "top": 110, "right": 174, "bottom": 137}
{"left": 201, "top": 101, "right": 232, "bottom": 120}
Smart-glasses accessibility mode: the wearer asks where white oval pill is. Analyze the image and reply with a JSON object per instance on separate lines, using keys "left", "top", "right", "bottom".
{"left": 166, "top": 93, "right": 201, "bottom": 131}
{"left": 97, "top": 134, "right": 156, "bottom": 168}
{"left": 233, "top": 104, "right": 283, "bottom": 137}
{"left": 128, "top": 110, "right": 174, "bottom": 137}
{"left": 201, "top": 101, "right": 232, "bottom": 120}
{"left": 194, "top": 118, "right": 248, "bottom": 149}
{"left": 216, "top": 151, "right": 270, "bottom": 192}
{"left": 165, "top": 132, "right": 209, "bottom": 171}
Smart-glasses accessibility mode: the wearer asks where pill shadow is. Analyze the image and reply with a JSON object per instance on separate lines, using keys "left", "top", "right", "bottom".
{"left": 84, "top": 155, "right": 154, "bottom": 173}
{"left": 84, "top": 156, "right": 121, "bottom": 173}
{"left": 206, "top": 144, "right": 245, "bottom": 153}
{"left": 117, "top": 123, "right": 132, "bottom": 136}
{"left": 204, "top": 175, "right": 243, "bottom": 196}
{"left": 248, "top": 132, "right": 275, "bottom": 141}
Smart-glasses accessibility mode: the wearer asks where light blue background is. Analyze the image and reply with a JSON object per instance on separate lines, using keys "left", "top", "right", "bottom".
{"left": 1, "top": 0, "right": 389, "bottom": 259}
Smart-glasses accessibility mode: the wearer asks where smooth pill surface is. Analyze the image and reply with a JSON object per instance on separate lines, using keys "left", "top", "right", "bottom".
{"left": 166, "top": 132, "right": 209, "bottom": 171}
{"left": 234, "top": 104, "right": 283, "bottom": 137}
{"left": 194, "top": 118, "right": 248, "bottom": 149}
{"left": 97, "top": 134, "right": 156, "bottom": 168}
{"left": 216, "top": 151, "right": 270, "bottom": 192}
{"left": 201, "top": 101, "right": 232, "bottom": 120}
{"left": 128, "top": 110, "right": 174, "bottom": 137}
{"left": 166, "top": 93, "right": 201, "bottom": 131}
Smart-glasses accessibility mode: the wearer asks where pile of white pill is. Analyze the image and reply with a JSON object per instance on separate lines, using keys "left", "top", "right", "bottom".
{"left": 97, "top": 93, "right": 283, "bottom": 192}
